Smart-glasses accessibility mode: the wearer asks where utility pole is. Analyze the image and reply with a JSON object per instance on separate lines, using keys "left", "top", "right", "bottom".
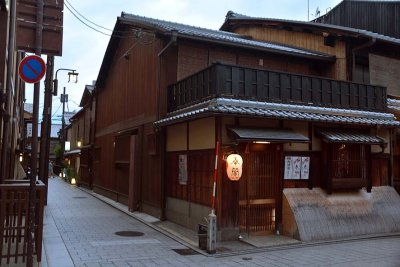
{"left": 61, "top": 86, "right": 67, "bottom": 163}
{"left": 39, "top": 55, "right": 54, "bottom": 205}
{"left": 53, "top": 69, "right": 77, "bottom": 174}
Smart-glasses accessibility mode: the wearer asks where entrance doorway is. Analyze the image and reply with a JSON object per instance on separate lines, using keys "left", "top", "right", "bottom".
{"left": 238, "top": 145, "right": 281, "bottom": 235}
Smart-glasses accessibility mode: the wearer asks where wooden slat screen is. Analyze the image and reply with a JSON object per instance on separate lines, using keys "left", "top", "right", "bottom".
{"left": 166, "top": 150, "right": 214, "bottom": 206}
{"left": 331, "top": 143, "right": 366, "bottom": 180}
{"left": 114, "top": 135, "right": 130, "bottom": 196}
{"left": 0, "top": 181, "right": 45, "bottom": 265}
{"left": 168, "top": 63, "right": 387, "bottom": 112}
{"left": 239, "top": 152, "right": 278, "bottom": 234}
{"left": 79, "top": 148, "right": 91, "bottom": 188}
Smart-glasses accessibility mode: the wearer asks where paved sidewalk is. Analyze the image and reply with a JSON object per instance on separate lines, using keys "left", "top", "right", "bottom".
{"left": 43, "top": 178, "right": 400, "bottom": 267}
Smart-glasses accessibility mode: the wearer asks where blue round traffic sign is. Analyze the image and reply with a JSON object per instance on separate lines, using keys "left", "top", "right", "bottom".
{"left": 18, "top": 55, "right": 46, "bottom": 83}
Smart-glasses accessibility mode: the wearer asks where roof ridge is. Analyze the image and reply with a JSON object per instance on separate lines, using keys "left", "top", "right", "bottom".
{"left": 119, "top": 12, "right": 334, "bottom": 60}
{"left": 122, "top": 12, "right": 244, "bottom": 38}
{"left": 222, "top": 11, "right": 400, "bottom": 44}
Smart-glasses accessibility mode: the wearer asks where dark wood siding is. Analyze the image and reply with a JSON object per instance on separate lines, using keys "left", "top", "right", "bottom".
{"left": 79, "top": 147, "right": 91, "bottom": 189}
{"left": 0, "top": 11, "right": 7, "bottom": 87}
{"left": 94, "top": 30, "right": 170, "bottom": 215}
{"left": 176, "top": 41, "right": 330, "bottom": 81}
{"left": 96, "top": 32, "right": 162, "bottom": 131}
{"left": 166, "top": 149, "right": 214, "bottom": 206}
{"left": 315, "top": 1, "right": 400, "bottom": 39}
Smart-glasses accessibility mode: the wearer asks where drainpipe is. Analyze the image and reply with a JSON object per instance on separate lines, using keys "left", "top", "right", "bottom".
{"left": 351, "top": 37, "right": 376, "bottom": 81}
{"left": 157, "top": 31, "right": 177, "bottom": 220}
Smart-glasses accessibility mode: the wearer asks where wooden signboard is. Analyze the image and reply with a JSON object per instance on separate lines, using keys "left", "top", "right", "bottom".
{"left": 16, "top": 0, "right": 63, "bottom": 55}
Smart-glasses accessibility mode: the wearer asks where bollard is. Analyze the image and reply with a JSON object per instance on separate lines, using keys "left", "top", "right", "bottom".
{"left": 207, "top": 210, "right": 217, "bottom": 254}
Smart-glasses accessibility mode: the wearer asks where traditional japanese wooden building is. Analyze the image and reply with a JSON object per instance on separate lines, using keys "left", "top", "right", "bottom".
{"left": 92, "top": 12, "right": 400, "bottom": 242}
{"left": 65, "top": 83, "right": 96, "bottom": 188}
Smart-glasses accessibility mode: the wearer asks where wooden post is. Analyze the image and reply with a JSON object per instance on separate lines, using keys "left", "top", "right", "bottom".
{"left": 39, "top": 55, "right": 54, "bottom": 205}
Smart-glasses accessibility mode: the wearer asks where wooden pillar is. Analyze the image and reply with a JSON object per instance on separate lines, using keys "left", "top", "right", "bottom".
{"left": 366, "top": 145, "right": 372, "bottom": 193}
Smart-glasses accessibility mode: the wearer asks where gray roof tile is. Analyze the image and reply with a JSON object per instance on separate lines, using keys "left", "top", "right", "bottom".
{"left": 317, "top": 128, "right": 385, "bottom": 144}
{"left": 154, "top": 98, "right": 400, "bottom": 127}
{"left": 121, "top": 13, "right": 334, "bottom": 60}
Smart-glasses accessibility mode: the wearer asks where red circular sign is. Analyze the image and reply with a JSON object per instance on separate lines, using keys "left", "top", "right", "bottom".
{"left": 18, "top": 55, "right": 46, "bottom": 83}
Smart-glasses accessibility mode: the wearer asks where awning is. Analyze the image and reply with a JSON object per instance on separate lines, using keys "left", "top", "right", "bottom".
{"left": 317, "top": 129, "right": 385, "bottom": 144}
{"left": 64, "top": 149, "right": 81, "bottom": 156}
{"left": 228, "top": 127, "right": 309, "bottom": 143}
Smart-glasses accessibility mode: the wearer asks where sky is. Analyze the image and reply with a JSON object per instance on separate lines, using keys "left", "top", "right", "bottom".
{"left": 26, "top": 0, "right": 342, "bottom": 123}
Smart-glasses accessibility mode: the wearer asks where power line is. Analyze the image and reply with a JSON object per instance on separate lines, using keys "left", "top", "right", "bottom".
{"left": 64, "top": 2, "right": 112, "bottom": 36}
{"left": 51, "top": 103, "right": 62, "bottom": 118}
{"left": 65, "top": 0, "right": 114, "bottom": 32}
{"left": 69, "top": 99, "right": 81, "bottom": 107}
{"left": 64, "top": 0, "right": 139, "bottom": 38}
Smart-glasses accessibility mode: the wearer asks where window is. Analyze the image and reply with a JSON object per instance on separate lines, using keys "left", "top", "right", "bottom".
{"left": 331, "top": 143, "right": 366, "bottom": 180}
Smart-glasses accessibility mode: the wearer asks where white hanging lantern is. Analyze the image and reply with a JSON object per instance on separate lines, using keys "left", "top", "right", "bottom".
{"left": 226, "top": 153, "right": 243, "bottom": 181}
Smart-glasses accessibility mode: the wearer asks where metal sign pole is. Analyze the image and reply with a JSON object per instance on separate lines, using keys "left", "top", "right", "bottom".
{"left": 27, "top": 0, "right": 43, "bottom": 265}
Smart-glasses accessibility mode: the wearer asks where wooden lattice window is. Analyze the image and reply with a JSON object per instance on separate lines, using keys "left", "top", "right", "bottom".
{"left": 331, "top": 143, "right": 366, "bottom": 180}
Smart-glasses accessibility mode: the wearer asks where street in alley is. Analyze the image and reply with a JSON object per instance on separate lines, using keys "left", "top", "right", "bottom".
{"left": 43, "top": 178, "right": 400, "bottom": 267}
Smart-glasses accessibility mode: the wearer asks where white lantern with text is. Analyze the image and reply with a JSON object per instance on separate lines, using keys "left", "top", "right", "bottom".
{"left": 226, "top": 153, "right": 243, "bottom": 181}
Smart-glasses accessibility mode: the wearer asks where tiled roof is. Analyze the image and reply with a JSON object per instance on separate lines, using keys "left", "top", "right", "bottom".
{"left": 222, "top": 11, "right": 400, "bottom": 46}
{"left": 154, "top": 98, "right": 400, "bottom": 127}
{"left": 387, "top": 98, "right": 400, "bottom": 111}
{"left": 317, "top": 128, "right": 385, "bottom": 144}
{"left": 121, "top": 13, "right": 334, "bottom": 61}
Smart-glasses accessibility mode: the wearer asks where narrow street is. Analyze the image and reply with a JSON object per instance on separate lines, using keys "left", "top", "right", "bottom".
{"left": 43, "top": 178, "right": 400, "bottom": 267}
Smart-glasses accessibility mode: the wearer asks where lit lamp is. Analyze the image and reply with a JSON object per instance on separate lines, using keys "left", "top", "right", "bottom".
{"left": 19, "top": 153, "right": 23, "bottom": 162}
{"left": 77, "top": 140, "right": 82, "bottom": 147}
{"left": 65, "top": 141, "right": 71, "bottom": 151}
{"left": 70, "top": 178, "right": 76, "bottom": 185}
{"left": 226, "top": 153, "right": 243, "bottom": 181}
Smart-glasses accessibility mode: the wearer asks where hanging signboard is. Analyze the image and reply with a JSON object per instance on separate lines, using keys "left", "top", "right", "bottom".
{"left": 16, "top": 0, "right": 64, "bottom": 55}
{"left": 178, "top": 154, "right": 188, "bottom": 185}
{"left": 284, "top": 156, "right": 310, "bottom": 180}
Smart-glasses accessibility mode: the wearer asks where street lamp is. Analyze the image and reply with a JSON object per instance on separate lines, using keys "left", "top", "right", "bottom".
{"left": 51, "top": 68, "right": 78, "bottom": 177}
{"left": 53, "top": 68, "right": 78, "bottom": 96}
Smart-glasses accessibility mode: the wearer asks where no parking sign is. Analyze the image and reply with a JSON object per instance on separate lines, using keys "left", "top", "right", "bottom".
{"left": 18, "top": 55, "right": 46, "bottom": 83}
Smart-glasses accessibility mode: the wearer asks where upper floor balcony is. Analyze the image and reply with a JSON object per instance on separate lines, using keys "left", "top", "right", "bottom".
{"left": 167, "top": 63, "right": 387, "bottom": 113}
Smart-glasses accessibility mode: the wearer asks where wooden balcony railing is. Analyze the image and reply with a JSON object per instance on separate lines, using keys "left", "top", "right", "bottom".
{"left": 0, "top": 180, "right": 45, "bottom": 265}
{"left": 167, "top": 63, "right": 387, "bottom": 112}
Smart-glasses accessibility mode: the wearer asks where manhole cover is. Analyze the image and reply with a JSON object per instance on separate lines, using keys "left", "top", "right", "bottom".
{"left": 72, "top": 196, "right": 87, "bottom": 199}
{"left": 172, "top": 248, "right": 199, "bottom": 256}
{"left": 242, "top": 257, "right": 252, "bottom": 261}
{"left": 114, "top": 231, "right": 144, "bottom": 237}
